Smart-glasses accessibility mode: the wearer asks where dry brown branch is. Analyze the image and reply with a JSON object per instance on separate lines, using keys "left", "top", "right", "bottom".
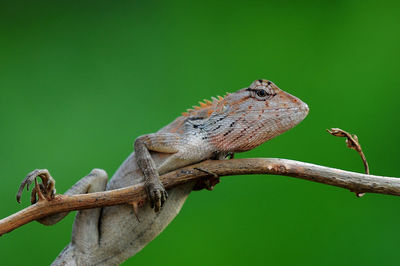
{"left": 327, "top": 128, "right": 369, "bottom": 174}
{"left": 327, "top": 128, "right": 370, "bottom": 197}
{"left": 1, "top": 158, "right": 400, "bottom": 236}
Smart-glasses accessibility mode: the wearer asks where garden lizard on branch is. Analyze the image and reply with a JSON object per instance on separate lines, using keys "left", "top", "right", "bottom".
{"left": 16, "top": 79, "right": 309, "bottom": 265}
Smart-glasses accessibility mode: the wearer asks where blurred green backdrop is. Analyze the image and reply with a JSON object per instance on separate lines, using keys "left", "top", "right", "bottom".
{"left": 1, "top": 0, "right": 400, "bottom": 265}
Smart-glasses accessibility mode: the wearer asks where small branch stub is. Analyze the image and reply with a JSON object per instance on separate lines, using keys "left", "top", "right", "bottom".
{"left": 327, "top": 128, "right": 370, "bottom": 197}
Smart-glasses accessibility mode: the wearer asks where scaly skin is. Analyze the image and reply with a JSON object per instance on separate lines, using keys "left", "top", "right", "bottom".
{"left": 17, "top": 79, "right": 309, "bottom": 265}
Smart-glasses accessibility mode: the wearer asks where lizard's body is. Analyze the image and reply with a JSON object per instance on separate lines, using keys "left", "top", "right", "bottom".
{"left": 17, "top": 80, "right": 308, "bottom": 265}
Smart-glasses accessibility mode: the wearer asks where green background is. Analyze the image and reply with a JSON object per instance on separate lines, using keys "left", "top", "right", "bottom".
{"left": 1, "top": 0, "right": 400, "bottom": 265}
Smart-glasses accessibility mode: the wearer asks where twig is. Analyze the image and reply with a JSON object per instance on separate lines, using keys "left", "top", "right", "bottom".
{"left": 327, "top": 128, "right": 369, "bottom": 174}
{"left": 327, "top": 128, "right": 370, "bottom": 197}
{"left": 1, "top": 158, "right": 400, "bottom": 236}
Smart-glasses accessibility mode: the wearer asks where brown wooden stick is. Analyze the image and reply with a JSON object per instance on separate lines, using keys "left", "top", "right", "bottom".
{"left": 327, "top": 128, "right": 370, "bottom": 197}
{"left": 327, "top": 128, "right": 370, "bottom": 174}
{"left": 1, "top": 158, "right": 400, "bottom": 236}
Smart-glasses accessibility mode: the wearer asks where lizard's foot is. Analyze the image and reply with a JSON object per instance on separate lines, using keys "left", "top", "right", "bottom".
{"left": 192, "top": 152, "right": 231, "bottom": 191}
{"left": 193, "top": 176, "right": 220, "bottom": 191}
{"left": 146, "top": 180, "right": 168, "bottom": 212}
{"left": 192, "top": 167, "right": 220, "bottom": 191}
{"left": 16, "top": 169, "right": 56, "bottom": 204}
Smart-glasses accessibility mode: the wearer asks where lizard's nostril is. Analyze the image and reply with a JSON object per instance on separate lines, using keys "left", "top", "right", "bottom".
{"left": 302, "top": 102, "right": 309, "bottom": 114}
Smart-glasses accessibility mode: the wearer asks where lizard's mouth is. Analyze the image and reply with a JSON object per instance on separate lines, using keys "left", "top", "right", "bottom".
{"left": 273, "top": 104, "right": 309, "bottom": 125}
{"left": 282, "top": 101, "right": 309, "bottom": 116}
{"left": 258, "top": 105, "right": 309, "bottom": 114}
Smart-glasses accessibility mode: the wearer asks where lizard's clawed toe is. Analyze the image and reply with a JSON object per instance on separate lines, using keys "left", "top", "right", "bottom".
{"left": 16, "top": 169, "right": 56, "bottom": 204}
{"left": 147, "top": 182, "right": 168, "bottom": 212}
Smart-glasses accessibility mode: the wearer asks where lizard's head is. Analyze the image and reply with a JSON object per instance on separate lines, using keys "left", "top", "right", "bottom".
{"left": 208, "top": 79, "right": 309, "bottom": 152}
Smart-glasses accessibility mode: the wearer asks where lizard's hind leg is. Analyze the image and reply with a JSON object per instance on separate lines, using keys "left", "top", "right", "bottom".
{"left": 16, "top": 169, "right": 56, "bottom": 204}
{"left": 70, "top": 169, "right": 108, "bottom": 250}
{"left": 16, "top": 168, "right": 108, "bottom": 227}
{"left": 51, "top": 169, "right": 109, "bottom": 266}
{"left": 46, "top": 169, "right": 108, "bottom": 229}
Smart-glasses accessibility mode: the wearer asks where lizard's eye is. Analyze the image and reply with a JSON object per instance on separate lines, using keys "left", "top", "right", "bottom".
{"left": 254, "top": 89, "right": 271, "bottom": 100}
{"left": 256, "top": 89, "right": 267, "bottom": 98}
{"left": 246, "top": 87, "right": 275, "bottom": 100}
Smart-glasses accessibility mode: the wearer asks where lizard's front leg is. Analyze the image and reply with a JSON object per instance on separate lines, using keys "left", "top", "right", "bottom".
{"left": 134, "top": 133, "right": 182, "bottom": 212}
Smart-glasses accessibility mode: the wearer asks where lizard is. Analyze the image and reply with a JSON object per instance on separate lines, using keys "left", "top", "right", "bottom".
{"left": 16, "top": 79, "right": 309, "bottom": 265}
